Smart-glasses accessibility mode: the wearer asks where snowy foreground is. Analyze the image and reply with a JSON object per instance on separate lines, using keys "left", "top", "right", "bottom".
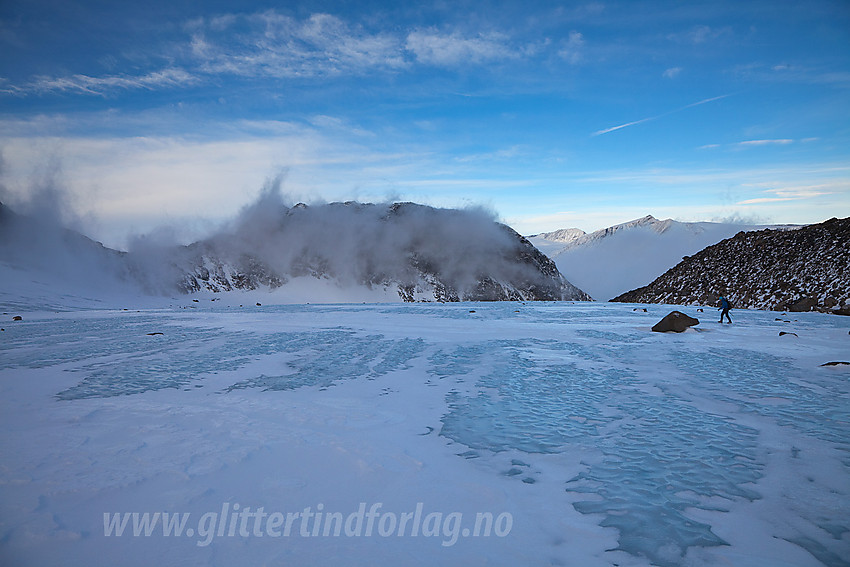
{"left": 1, "top": 301, "right": 849, "bottom": 567}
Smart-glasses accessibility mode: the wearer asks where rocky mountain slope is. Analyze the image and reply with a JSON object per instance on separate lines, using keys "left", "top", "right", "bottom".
{"left": 611, "top": 217, "right": 849, "bottom": 312}
{"left": 1, "top": 200, "right": 590, "bottom": 303}
{"left": 529, "top": 215, "right": 789, "bottom": 301}
{"left": 171, "top": 201, "right": 590, "bottom": 302}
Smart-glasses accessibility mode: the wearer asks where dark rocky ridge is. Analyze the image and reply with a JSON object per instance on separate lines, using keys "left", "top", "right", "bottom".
{"left": 611, "top": 217, "right": 849, "bottom": 312}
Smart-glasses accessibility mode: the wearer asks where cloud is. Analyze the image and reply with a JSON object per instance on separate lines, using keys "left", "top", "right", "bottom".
{"left": 557, "top": 31, "right": 585, "bottom": 65}
{"left": 735, "top": 139, "right": 794, "bottom": 147}
{"left": 663, "top": 67, "right": 682, "bottom": 79}
{"left": 700, "top": 138, "right": 814, "bottom": 151}
{"left": 405, "top": 29, "right": 521, "bottom": 66}
{"left": 2, "top": 10, "right": 569, "bottom": 98}
{"left": 737, "top": 183, "right": 839, "bottom": 205}
{"left": 3, "top": 68, "right": 198, "bottom": 96}
{"left": 191, "top": 12, "right": 407, "bottom": 78}
{"left": 736, "top": 197, "right": 796, "bottom": 205}
{"left": 668, "top": 25, "right": 731, "bottom": 45}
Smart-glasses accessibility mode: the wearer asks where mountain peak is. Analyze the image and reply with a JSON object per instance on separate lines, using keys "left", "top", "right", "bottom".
{"left": 611, "top": 217, "right": 850, "bottom": 311}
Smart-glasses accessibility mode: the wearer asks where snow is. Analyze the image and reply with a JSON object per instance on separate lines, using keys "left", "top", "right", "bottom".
{"left": 529, "top": 217, "right": 790, "bottom": 301}
{"left": 1, "top": 300, "right": 849, "bottom": 566}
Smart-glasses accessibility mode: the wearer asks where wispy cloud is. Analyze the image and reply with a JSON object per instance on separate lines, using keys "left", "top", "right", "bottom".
{"left": 735, "top": 139, "right": 794, "bottom": 147}
{"left": 592, "top": 94, "right": 730, "bottom": 136}
{"left": 191, "top": 12, "right": 408, "bottom": 78}
{"left": 3, "top": 68, "right": 197, "bottom": 96}
{"left": 405, "top": 30, "right": 520, "bottom": 66}
{"left": 700, "top": 138, "right": 816, "bottom": 151}
{"left": 557, "top": 31, "right": 585, "bottom": 65}
{"left": 737, "top": 182, "right": 840, "bottom": 205}
{"left": 663, "top": 67, "right": 682, "bottom": 79}
{"left": 667, "top": 25, "right": 731, "bottom": 45}
{"left": 4, "top": 11, "right": 558, "bottom": 97}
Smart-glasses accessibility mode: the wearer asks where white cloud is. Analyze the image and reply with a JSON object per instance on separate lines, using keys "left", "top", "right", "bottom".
{"left": 668, "top": 25, "right": 731, "bottom": 45}
{"left": 736, "top": 139, "right": 794, "bottom": 147}
{"left": 4, "top": 68, "right": 197, "bottom": 96}
{"left": 193, "top": 12, "right": 407, "bottom": 78}
{"left": 405, "top": 29, "right": 518, "bottom": 66}
{"left": 663, "top": 67, "right": 682, "bottom": 79}
{"left": 557, "top": 31, "right": 585, "bottom": 65}
{"left": 736, "top": 182, "right": 843, "bottom": 205}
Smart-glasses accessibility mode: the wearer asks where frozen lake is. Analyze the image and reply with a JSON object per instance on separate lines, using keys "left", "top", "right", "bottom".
{"left": 1, "top": 301, "right": 848, "bottom": 566}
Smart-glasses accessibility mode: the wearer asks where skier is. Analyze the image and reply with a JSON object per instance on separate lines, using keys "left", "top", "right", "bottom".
{"left": 718, "top": 295, "right": 732, "bottom": 323}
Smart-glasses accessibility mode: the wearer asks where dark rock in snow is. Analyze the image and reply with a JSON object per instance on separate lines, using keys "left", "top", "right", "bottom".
{"left": 651, "top": 311, "right": 699, "bottom": 333}
{"left": 12, "top": 316, "right": 22, "bottom": 321}
{"left": 789, "top": 297, "right": 817, "bottom": 312}
{"left": 820, "top": 361, "right": 849, "bottom": 366}
{"left": 779, "top": 332, "right": 798, "bottom": 337}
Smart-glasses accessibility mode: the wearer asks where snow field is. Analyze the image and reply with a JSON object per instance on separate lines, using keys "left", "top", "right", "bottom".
{"left": 0, "top": 302, "right": 848, "bottom": 566}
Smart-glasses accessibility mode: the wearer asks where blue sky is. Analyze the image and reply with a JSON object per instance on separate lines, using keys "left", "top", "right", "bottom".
{"left": 1, "top": 0, "right": 848, "bottom": 247}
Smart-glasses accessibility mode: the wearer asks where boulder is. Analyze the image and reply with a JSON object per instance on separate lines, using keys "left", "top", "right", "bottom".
{"left": 651, "top": 311, "right": 699, "bottom": 333}
{"left": 789, "top": 297, "right": 817, "bottom": 312}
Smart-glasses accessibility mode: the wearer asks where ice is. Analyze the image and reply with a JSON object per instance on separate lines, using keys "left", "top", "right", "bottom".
{"left": 1, "top": 302, "right": 848, "bottom": 566}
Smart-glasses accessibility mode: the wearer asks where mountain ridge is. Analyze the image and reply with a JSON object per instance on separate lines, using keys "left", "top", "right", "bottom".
{"left": 528, "top": 215, "right": 801, "bottom": 301}
{"left": 0, "top": 200, "right": 590, "bottom": 304}
{"left": 611, "top": 216, "right": 849, "bottom": 312}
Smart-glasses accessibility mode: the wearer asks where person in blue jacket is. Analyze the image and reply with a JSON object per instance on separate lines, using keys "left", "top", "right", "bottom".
{"left": 718, "top": 296, "right": 732, "bottom": 323}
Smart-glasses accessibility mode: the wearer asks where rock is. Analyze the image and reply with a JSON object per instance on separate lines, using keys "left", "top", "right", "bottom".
{"left": 779, "top": 331, "right": 798, "bottom": 337}
{"left": 789, "top": 297, "right": 817, "bottom": 312}
{"left": 256, "top": 302, "right": 262, "bottom": 306}
{"left": 192, "top": 299, "right": 199, "bottom": 303}
{"left": 651, "top": 311, "right": 699, "bottom": 333}
{"left": 831, "top": 306, "right": 850, "bottom": 316}
{"left": 12, "top": 315, "right": 22, "bottom": 321}
{"left": 820, "top": 361, "right": 849, "bottom": 366}
{"left": 146, "top": 332, "right": 164, "bottom": 336}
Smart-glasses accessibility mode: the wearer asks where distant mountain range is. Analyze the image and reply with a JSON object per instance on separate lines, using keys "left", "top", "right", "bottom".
{"left": 0, "top": 200, "right": 589, "bottom": 304}
{"left": 611, "top": 216, "right": 849, "bottom": 312}
{"left": 528, "top": 215, "right": 797, "bottom": 301}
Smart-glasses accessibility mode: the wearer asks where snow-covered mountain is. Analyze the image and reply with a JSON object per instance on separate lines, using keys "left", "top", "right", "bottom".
{"left": 0, "top": 200, "right": 590, "bottom": 305}
{"left": 611, "top": 216, "right": 849, "bottom": 312}
{"left": 529, "top": 215, "right": 794, "bottom": 301}
{"left": 169, "top": 201, "right": 589, "bottom": 302}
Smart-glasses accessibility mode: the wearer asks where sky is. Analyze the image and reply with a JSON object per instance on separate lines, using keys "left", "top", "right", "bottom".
{"left": 1, "top": 0, "right": 849, "bottom": 248}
